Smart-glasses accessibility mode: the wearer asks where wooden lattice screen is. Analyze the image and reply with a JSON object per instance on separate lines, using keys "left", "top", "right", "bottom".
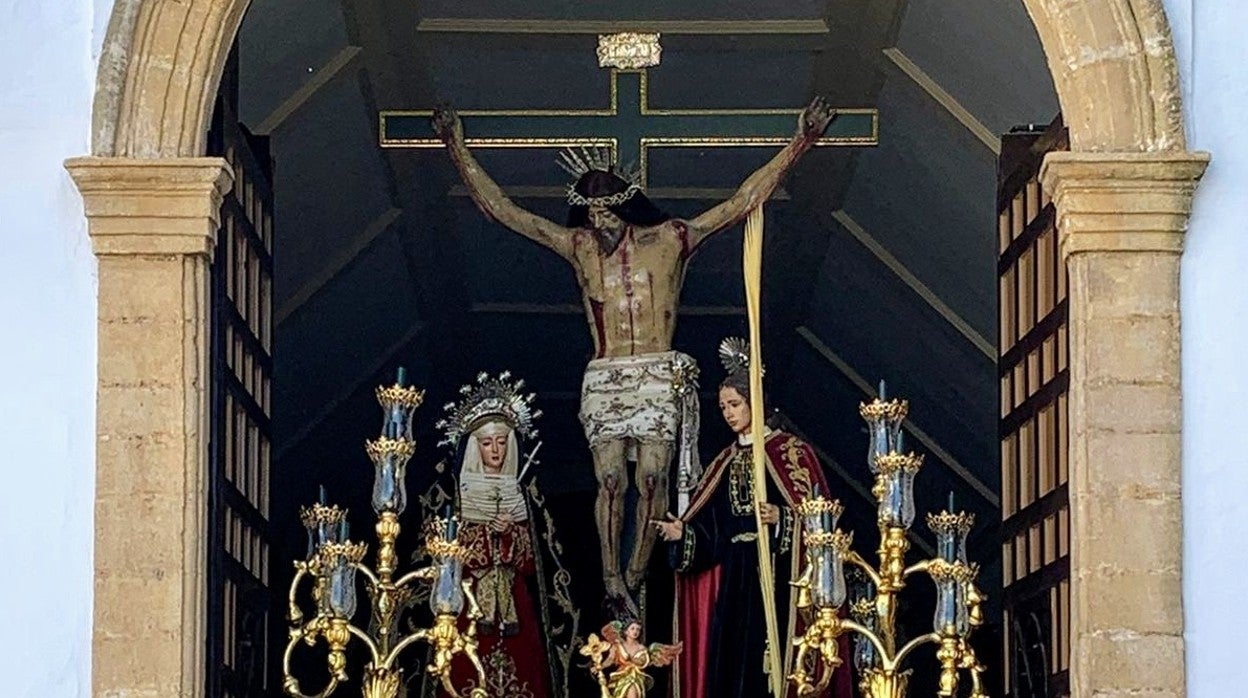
{"left": 997, "top": 118, "right": 1071, "bottom": 698}
{"left": 206, "top": 48, "right": 278, "bottom": 698}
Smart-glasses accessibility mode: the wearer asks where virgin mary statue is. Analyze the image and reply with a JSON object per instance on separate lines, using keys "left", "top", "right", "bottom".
{"left": 421, "top": 372, "right": 579, "bottom": 698}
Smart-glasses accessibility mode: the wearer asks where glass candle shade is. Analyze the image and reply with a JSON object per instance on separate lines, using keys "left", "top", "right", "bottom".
{"left": 427, "top": 518, "right": 466, "bottom": 616}
{"left": 878, "top": 470, "right": 903, "bottom": 527}
{"left": 859, "top": 395, "right": 907, "bottom": 474}
{"left": 875, "top": 453, "right": 923, "bottom": 529}
{"left": 931, "top": 561, "right": 972, "bottom": 638}
{"left": 798, "top": 497, "right": 843, "bottom": 537}
{"left": 299, "top": 503, "right": 346, "bottom": 559}
{"left": 327, "top": 559, "right": 359, "bottom": 618}
{"left": 376, "top": 370, "right": 422, "bottom": 441}
{"left": 365, "top": 438, "right": 415, "bottom": 515}
{"left": 850, "top": 597, "right": 879, "bottom": 671}
{"left": 809, "top": 530, "right": 852, "bottom": 610}
{"left": 928, "top": 512, "right": 974, "bottom": 563}
{"left": 899, "top": 467, "right": 917, "bottom": 528}
{"left": 371, "top": 454, "right": 408, "bottom": 515}
{"left": 318, "top": 541, "right": 365, "bottom": 619}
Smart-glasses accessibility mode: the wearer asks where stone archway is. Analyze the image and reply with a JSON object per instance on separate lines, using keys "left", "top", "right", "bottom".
{"left": 67, "top": 0, "right": 1208, "bottom": 695}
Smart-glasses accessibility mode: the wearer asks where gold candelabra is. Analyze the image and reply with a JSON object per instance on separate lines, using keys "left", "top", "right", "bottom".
{"left": 788, "top": 388, "right": 988, "bottom": 698}
{"left": 282, "top": 369, "right": 489, "bottom": 698}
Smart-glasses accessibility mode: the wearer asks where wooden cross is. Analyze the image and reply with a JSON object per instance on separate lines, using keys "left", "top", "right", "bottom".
{"left": 380, "top": 69, "right": 877, "bottom": 188}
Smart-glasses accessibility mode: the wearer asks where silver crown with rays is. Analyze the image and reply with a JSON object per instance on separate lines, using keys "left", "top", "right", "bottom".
{"left": 557, "top": 146, "right": 644, "bottom": 208}
{"left": 718, "top": 336, "right": 765, "bottom": 377}
{"left": 436, "top": 371, "right": 541, "bottom": 450}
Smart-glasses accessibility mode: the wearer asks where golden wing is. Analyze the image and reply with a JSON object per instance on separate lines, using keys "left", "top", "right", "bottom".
{"left": 648, "top": 641, "right": 684, "bottom": 668}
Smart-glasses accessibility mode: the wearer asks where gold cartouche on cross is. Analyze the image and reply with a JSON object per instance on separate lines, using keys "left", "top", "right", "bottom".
{"left": 282, "top": 368, "right": 489, "bottom": 698}
{"left": 787, "top": 386, "right": 988, "bottom": 698}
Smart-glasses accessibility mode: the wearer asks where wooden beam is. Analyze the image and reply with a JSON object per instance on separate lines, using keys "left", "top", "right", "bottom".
{"left": 275, "top": 207, "right": 402, "bottom": 327}
{"left": 469, "top": 302, "right": 744, "bottom": 316}
{"left": 254, "top": 46, "right": 362, "bottom": 135}
{"left": 416, "top": 19, "right": 830, "bottom": 35}
{"left": 881, "top": 47, "right": 1000, "bottom": 155}
{"left": 831, "top": 209, "right": 996, "bottom": 360}
{"left": 796, "top": 326, "right": 1000, "bottom": 507}
{"left": 275, "top": 322, "right": 425, "bottom": 461}
{"left": 449, "top": 185, "right": 790, "bottom": 201}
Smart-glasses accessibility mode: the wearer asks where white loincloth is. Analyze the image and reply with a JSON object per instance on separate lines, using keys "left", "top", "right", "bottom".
{"left": 579, "top": 351, "right": 702, "bottom": 506}
{"left": 578, "top": 351, "right": 686, "bottom": 444}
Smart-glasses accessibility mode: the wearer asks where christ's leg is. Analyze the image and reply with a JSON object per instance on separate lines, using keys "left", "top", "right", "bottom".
{"left": 591, "top": 438, "right": 630, "bottom": 602}
{"left": 624, "top": 439, "right": 674, "bottom": 591}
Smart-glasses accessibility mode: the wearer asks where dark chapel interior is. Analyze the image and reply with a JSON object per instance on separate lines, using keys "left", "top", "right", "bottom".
{"left": 211, "top": 0, "right": 1061, "bottom": 694}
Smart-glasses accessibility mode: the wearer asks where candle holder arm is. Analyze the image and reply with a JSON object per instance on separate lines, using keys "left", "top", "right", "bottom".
{"left": 281, "top": 632, "right": 341, "bottom": 698}
{"left": 353, "top": 562, "right": 382, "bottom": 589}
{"left": 892, "top": 631, "right": 941, "bottom": 669}
{"left": 838, "top": 619, "right": 889, "bottom": 666}
{"left": 392, "top": 564, "right": 436, "bottom": 590}
{"left": 287, "top": 562, "right": 314, "bottom": 626}
{"left": 902, "top": 559, "right": 931, "bottom": 580}
{"left": 282, "top": 617, "right": 377, "bottom": 697}
{"left": 844, "top": 550, "right": 883, "bottom": 588}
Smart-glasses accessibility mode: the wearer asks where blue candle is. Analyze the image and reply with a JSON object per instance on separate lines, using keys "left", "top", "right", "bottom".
{"left": 319, "top": 484, "right": 327, "bottom": 504}
{"left": 948, "top": 491, "right": 955, "bottom": 513}
{"left": 878, "top": 380, "right": 887, "bottom": 400}
{"left": 396, "top": 366, "right": 407, "bottom": 387}
{"left": 338, "top": 519, "right": 348, "bottom": 541}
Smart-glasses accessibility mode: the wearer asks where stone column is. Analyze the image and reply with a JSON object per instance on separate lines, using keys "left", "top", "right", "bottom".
{"left": 1041, "top": 151, "right": 1209, "bottom": 698}
{"left": 66, "top": 157, "right": 231, "bottom": 698}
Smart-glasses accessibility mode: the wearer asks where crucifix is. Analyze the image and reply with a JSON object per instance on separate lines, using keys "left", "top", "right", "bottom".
{"left": 380, "top": 35, "right": 877, "bottom": 611}
{"left": 381, "top": 69, "right": 877, "bottom": 187}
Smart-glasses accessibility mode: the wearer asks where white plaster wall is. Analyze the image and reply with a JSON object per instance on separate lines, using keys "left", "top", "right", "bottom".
{"left": 0, "top": 0, "right": 102, "bottom": 695}
{"left": 1174, "top": 1, "right": 1248, "bottom": 697}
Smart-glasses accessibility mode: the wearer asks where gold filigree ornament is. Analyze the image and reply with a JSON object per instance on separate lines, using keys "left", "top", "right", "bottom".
{"left": 596, "top": 32, "right": 662, "bottom": 69}
{"left": 926, "top": 511, "right": 976, "bottom": 535}
{"left": 317, "top": 541, "right": 369, "bottom": 566}
{"left": 300, "top": 502, "right": 346, "bottom": 528}
{"left": 873, "top": 451, "right": 924, "bottom": 476}
{"left": 375, "top": 382, "right": 424, "bottom": 410}
{"left": 365, "top": 436, "right": 416, "bottom": 464}
{"left": 436, "top": 371, "right": 541, "bottom": 450}
{"left": 796, "top": 497, "right": 845, "bottom": 521}
{"left": 858, "top": 397, "right": 909, "bottom": 422}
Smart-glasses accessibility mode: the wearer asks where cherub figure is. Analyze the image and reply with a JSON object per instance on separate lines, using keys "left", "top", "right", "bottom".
{"left": 580, "top": 620, "right": 683, "bottom": 698}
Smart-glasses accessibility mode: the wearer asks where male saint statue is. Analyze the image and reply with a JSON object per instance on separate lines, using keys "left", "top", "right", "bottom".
{"left": 432, "top": 99, "right": 836, "bottom": 606}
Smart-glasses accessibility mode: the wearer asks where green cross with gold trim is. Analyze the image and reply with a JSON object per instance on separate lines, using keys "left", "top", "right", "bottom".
{"left": 380, "top": 69, "right": 877, "bottom": 188}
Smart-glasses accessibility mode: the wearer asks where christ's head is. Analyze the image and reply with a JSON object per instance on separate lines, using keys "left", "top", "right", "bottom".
{"left": 566, "top": 170, "right": 670, "bottom": 252}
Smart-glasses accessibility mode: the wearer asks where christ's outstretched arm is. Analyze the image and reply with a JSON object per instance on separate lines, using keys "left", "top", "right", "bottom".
{"left": 433, "top": 107, "right": 575, "bottom": 261}
{"left": 684, "top": 97, "right": 837, "bottom": 250}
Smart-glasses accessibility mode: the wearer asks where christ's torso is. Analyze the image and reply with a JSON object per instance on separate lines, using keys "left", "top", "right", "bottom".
{"left": 570, "top": 223, "right": 689, "bottom": 359}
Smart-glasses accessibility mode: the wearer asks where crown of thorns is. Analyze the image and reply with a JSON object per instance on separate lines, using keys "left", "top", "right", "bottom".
{"left": 557, "top": 146, "right": 644, "bottom": 207}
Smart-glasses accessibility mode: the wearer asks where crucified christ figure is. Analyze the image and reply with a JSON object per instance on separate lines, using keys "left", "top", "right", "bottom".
{"left": 433, "top": 98, "right": 836, "bottom": 608}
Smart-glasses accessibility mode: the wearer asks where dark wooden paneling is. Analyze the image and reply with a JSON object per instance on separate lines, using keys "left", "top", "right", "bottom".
{"left": 999, "top": 117, "right": 1069, "bottom": 698}
{"left": 207, "top": 48, "right": 279, "bottom": 698}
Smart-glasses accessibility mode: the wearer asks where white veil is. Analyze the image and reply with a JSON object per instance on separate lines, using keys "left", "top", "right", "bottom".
{"left": 458, "top": 420, "right": 528, "bottom": 523}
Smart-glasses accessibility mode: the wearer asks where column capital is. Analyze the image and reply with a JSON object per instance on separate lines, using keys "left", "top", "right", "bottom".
{"left": 1040, "top": 151, "right": 1210, "bottom": 259}
{"left": 65, "top": 156, "right": 233, "bottom": 258}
